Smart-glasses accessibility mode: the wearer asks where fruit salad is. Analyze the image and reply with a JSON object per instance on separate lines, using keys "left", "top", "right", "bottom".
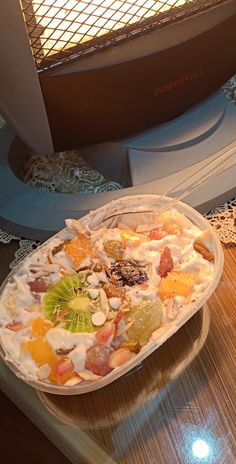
{"left": 0, "top": 207, "right": 216, "bottom": 389}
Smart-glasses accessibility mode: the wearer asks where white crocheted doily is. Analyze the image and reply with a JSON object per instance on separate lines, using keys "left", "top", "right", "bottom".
{"left": 0, "top": 229, "right": 39, "bottom": 269}
{"left": 21, "top": 150, "right": 123, "bottom": 194}
{"left": 205, "top": 198, "right": 236, "bottom": 245}
{"left": 1, "top": 75, "right": 236, "bottom": 268}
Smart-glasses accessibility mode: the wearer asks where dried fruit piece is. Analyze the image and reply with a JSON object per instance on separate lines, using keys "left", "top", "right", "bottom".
{"left": 193, "top": 240, "right": 214, "bottom": 262}
{"left": 85, "top": 344, "right": 113, "bottom": 376}
{"left": 159, "top": 271, "right": 195, "bottom": 300}
{"left": 158, "top": 247, "right": 174, "bottom": 278}
{"left": 103, "top": 283, "right": 126, "bottom": 299}
{"left": 110, "top": 260, "right": 148, "bottom": 287}
{"left": 64, "top": 233, "right": 91, "bottom": 268}
{"left": 121, "top": 230, "right": 148, "bottom": 247}
{"left": 104, "top": 240, "right": 125, "bottom": 260}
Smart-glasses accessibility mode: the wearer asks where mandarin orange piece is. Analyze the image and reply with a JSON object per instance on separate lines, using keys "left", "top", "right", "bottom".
{"left": 121, "top": 230, "right": 148, "bottom": 247}
{"left": 31, "top": 317, "right": 52, "bottom": 337}
{"left": 64, "top": 233, "right": 91, "bottom": 267}
{"left": 22, "top": 337, "right": 57, "bottom": 367}
{"left": 159, "top": 271, "right": 195, "bottom": 300}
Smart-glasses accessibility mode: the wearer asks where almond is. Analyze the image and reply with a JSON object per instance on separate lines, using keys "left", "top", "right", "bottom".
{"left": 193, "top": 240, "right": 214, "bottom": 262}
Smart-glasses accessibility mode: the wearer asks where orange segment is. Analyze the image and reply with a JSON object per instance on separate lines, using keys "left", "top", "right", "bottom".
{"left": 31, "top": 317, "right": 52, "bottom": 337}
{"left": 64, "top": 233, "right": 91, "bottom": 267}
{"left": 22, "top": 337, "right": 57, "bottom": 367}
{"left": 121, "top": 230, "right": 148, "bottom": 247}
{"left": 22, "top": 337, "right": 76, "bottom": 385}
{"left": 159, "top": 271, "right": 195, "bottom": 300}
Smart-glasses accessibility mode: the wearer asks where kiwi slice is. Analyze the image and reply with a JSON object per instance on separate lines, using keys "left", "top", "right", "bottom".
{"left": 43, "top": 273, "right": 97, "bottom": 332}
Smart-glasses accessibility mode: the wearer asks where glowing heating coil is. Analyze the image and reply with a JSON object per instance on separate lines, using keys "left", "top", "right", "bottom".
{"left": 21, "top": 0, "right": 221, "bottom": 70}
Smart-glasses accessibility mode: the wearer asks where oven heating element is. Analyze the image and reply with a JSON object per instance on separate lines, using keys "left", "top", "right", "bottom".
{"left": 1, "top": 0, "right": 235, "bottom": 152}
{"left": 22, "top": 0, "right": 226, "bottom": 72}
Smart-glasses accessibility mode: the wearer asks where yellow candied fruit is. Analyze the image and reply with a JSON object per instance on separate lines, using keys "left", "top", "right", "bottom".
{"left": 159, "top": 271, "right": 196, "bottom": 300}
{"left": 31, "top": 317, "right": 52, "bottom": 337}
{"left": 22, "top": 337, "right": 57, "bottom": 367}
{"left": 64, "top": 233, "right": 91, "bottom": 267}
{"left": 155, "top": 210, "right": 184, "bottom": 231}
{"left": 121, "top": 230, "right": 148, "bottom": 247}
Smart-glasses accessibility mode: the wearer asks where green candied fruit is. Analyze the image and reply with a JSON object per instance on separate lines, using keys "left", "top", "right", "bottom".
{"left": 126, "top": 300, "right": 162, "bottom": 346}
{"left": 43, "top": 273, "right": 97, "bottom": 332}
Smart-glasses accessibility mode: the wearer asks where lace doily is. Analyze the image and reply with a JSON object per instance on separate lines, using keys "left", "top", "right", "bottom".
{"left": 1, "top": 75, "right": 236, "bottom": 268}
{"left": 21, "top": 150, "right": 123, "bottom": 194}
{"left": 205, "top": 198, "right": 236, "bottom": 245}
{"left": 0, "top": 229, "right": 39, "bottom": 269}
{"left": 223, "top": 76, "right": 236, "bottom": 103}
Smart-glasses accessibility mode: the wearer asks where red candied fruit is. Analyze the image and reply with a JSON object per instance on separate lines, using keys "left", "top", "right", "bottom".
{"left": 158, "top": 247, "right": 174, "bottom": 278}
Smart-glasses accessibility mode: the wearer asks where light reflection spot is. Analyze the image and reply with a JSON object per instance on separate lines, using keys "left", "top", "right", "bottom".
{"left": 192, "top": 439, "right": 210, "bottom": 459}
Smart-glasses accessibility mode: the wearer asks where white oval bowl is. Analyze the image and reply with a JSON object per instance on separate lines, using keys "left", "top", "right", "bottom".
{"left": 0, "top": 194, "right": 224, "bottom": 394}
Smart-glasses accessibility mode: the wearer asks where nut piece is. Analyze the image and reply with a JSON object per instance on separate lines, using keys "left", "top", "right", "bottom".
{"left": 92, "top": 311, "right": 106, "bottom": 326}
{"left": 193, "top": 240, "right": 214, "bottom": 262}
{"left": 103, "top": 283, "right": 126, "bottom": 299}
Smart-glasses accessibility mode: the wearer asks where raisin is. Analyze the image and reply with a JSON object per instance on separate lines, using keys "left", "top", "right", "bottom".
{"left": 109, "top": 260, "right": 148, "bottom": 287}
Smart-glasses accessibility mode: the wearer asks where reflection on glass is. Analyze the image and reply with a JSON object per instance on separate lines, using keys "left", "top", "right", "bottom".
{"left": 38, "top": 306, "right": 210, "bottom": 430}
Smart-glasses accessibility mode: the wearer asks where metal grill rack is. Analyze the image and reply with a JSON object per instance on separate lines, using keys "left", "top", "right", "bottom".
{"left": 21, "top": 0, "right": 226, "bottom": 72}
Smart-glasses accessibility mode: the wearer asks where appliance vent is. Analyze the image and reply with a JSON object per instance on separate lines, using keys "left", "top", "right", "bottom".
{"left": 21, "top": 0, "right": 226, "bottom": 72}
